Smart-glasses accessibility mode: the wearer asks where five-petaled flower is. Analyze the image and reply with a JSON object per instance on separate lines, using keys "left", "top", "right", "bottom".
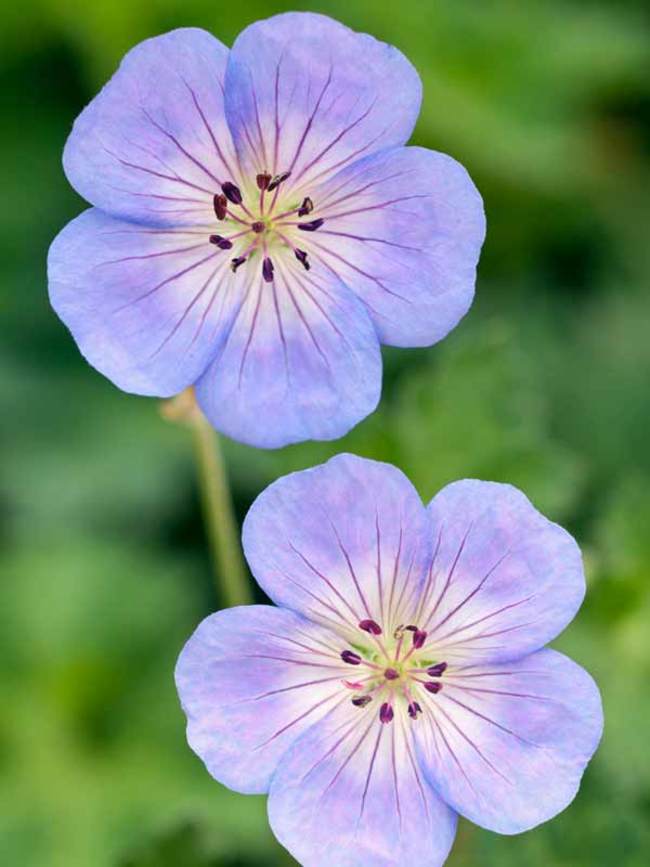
{"left": 175, "top": 454, "right": 603, "bottom": 866}
{"left": 47, "top": 13, "right": 485, "bottom": 448}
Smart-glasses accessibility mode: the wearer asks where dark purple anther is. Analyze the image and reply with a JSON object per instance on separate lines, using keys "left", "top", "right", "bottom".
{"left": 256, "top": 172, "right": 272, "bottom": 190}
{"left": 384, "top": 668, "right": 399, "bottom": 681}
{"left": 262, "top": 257, "right": 275, "bottom": 283}
{"left": 209, "top": 235, "right": 233, "bottom": 250}
{"left": 251, "top": 221, "right": 265, "bottom": 234}
{"left": 379, "top": 703, "right": 394, "bottom": 724}
{"left": 358, "top": 619, "right": 382, "bottom": 636}
{"left": 298, "top": 197, "right": 314, "bottom": 216}
{"left": 408, "top": 702, "right": 422, "bottom": 720}
{"left": 230, "top": 256, "right": 247, "bottom": 273}
{"left": 294, "top": 249, "right": 311, "bottom": 271}
{"left": 341, "top": 650, "right": 362, "bottom": 666}
{"left": 297, "top": 218, "right": 324, "bottom": 232}
{"left": 427, "top": 662, "right": 448, "bottom": 678}
{"left": 352, "top": 695, "right": 372, "bottom": 708}
{"left": 221, "top": 181, "right": 243, "bottom": 205}
{"left": 412, "top": 629, "right": 427, "bottom": 649}
{"left": 213, "top": 193, "right": 228, "bottom": 221}
{"left": 424, "top": 681, "right": 442, "bottom": 694}
{"left": 267, "top": 170, "right": 291, "bottom": 192}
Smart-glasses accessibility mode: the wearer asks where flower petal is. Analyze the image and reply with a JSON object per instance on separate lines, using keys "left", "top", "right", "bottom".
{"left": 414, "top": 650, "right": 603, "bottom": 834}
{"left": 47, "top": 208, "right": 241, "bottom": 396}
{"left": 419, "top": 480, "right": 585, "bottom": 664}
{"left": 268, "top": 702, "right": 457, "bottom": 867}
{"left": 303, "top": 146, "right": 485, "bottom": 346}
{"left": 175, "top": 605, "right": 353, "bottom": 795}
{"left": 193, "top": 261, "right": 381, "bottom": 448}
{"left": 224, "top": 12, "right": 421, "bottom": 183}
{"left": 242, "top": 454, "right": 432, "bottom": 636}
{"left": 63, "top": 28, "right": 238, "bottom": 226}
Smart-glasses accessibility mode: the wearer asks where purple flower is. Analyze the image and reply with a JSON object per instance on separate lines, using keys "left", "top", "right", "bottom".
{"left": 175, "top": 454, "right": 602, "bottom": 866}
{"left": 47, "top": 13, "right": 485, "bottom": 448}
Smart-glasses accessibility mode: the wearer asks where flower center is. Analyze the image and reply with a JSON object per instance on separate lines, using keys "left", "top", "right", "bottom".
{"left": 340, "top": 619, "right": 448, "bottom": 724}
{"left": 208, "top": 170, "right": 324, "bottom": 281}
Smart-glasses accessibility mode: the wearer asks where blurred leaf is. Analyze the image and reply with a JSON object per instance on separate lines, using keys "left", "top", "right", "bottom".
{"left": 393, "top": 316, "right": 584, "bottom": 517}
{"left": 3, "top": 1, "right": 650, "bottom": 865}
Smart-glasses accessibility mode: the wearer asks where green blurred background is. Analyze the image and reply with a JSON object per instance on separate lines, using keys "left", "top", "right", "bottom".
{"left": 2, "top": 0, "right": 649, "bottom": 864}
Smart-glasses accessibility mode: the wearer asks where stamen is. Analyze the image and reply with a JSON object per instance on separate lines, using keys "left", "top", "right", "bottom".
{"left": 230, "top": 256, "right": 247, "bottom": 273}
{"left": 427, "top": 662, "right": 448, "bottom": 677}
{"left": 358, "top": 619, "right": 382, "bottom": 636}
{"left": 379, "top": 702, "right": 394, "bottom": 724}
{"left": 297, "top": 218, "right": 324, "bottom": 232}
{"left": 412, "top": 629, "right": 427, "bottom": 649}
{"left": 294, "top": 249, "right": 311, "bottom": 271}
{"left": 256, "top": 172, "right": 272, "bottom": 190}
{"left": 343, "top": 680, "right": 364, "bottom": 690}
{"left": 213, "top": 193, "right": 228, "bottom": 221}
{"left": 251, "top": 221, "right": 265, "bottom": 234}
{"left": 424, "top": 681, "right": 442, "bottom": 694}
{"left": 408, "top": 701, "right": 422, "bottom": 720}
{"left": 341, "top": 650, "right": 362, "bottom": 666}
{"left": 352, "top": 695, "right": 372, "bottom": 708}
{"left": 221, "top": 181, "right": 243, "bottom": 205}
{"left": 267, "top": 170, "right": 292, "bottom": 192}
{"left": 384, "top": 668, "right": 399, "bottom": 681}
{"left": 298, "top": 197, "right": 314, "bottom": 216}
{"left": 209, "top": 235, "right": 233, "bottom": 250}
{"left": 262, "top": 257, "right": 275, "bottom": 283}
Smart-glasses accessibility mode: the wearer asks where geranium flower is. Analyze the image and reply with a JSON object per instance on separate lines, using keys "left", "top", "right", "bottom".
{"left": 48, "top": 13, "right": 485, "bottom": 448}
{"left": 175, "top": 454, "right": 602, "bottom": 866}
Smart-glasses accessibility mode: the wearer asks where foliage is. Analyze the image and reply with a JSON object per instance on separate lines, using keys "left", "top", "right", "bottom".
{"left": 1, "top": 1, "right": 649, "bottom": 865}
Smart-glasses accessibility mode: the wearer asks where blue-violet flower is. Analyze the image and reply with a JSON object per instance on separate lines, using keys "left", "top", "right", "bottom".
{"left": 175, "top": 454, "right": 603, "bottom": 866}
{"left": 48, "top": 13, "right": 485, "bottom": 447}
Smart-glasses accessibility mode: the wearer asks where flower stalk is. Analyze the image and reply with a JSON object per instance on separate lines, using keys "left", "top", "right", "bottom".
{"left": 162, "top": 389, "right": 252, "bottom": 606}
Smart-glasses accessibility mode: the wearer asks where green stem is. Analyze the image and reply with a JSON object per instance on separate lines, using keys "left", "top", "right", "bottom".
{"left": 191, "top": 411, "right": 252, "bottom": 607}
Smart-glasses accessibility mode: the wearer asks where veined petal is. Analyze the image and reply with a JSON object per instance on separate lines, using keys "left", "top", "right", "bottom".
{"left": 224, "top": 12, "right": 421, "bottom": 183}
{"left": 414, "top": 650, "right": 603, "bottom": 834}
{"left": 194, "top": 260, "right": 381, "bottom": 448}
{"left": 48, "top": 209, "right": 241, "bottom": 396}
{"left": 242, "top": 455, "right": 432, "bottom": 637}
{"left": 63, "top": 28, "right": 238, "bottom": 226}
{"left": 302, "top": 146, "right": 485, "bottom": 347}
{"left": 418, "top": 481, "right": 585, "bottom": 664}
{"left": 268, "top": 701, "right": 457, "bottom": 867}
{"left": 175, "top": 605, "right": 352, "bottom": 795}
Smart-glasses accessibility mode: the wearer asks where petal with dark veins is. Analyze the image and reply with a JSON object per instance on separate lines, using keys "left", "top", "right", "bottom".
{"left": 414, "top": 650, "right": 603, "bottom": 834}
{"left": 224, "top": 13, "right": 421, "bottom": 182}
{"left": 417, "top": 480, "right": 585, "bottom": 665}
{"left": 63, "top": 28, "right": 238, "bottom": 226}
{"left": 176, "top": 605, "right": 351, "bottom": 794}
{"left": 48, "top": 208, "right": 242, "bottom": 395}
{"left": 194, "top": 263, "right": 381, "bottom": 448}
{"left": 242, "top": 454, "right": 432, "bottom": 633}
{"left": 301, "top": 146, "right": 485, "bottom": 347}
{"left": 268, "top": 700, "right": 457, "bottom": 867}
